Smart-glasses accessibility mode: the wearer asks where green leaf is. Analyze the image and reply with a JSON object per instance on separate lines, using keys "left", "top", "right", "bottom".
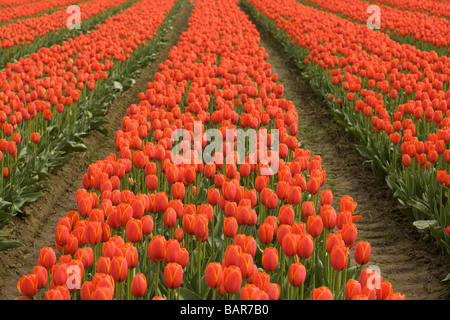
{"left": 441, "top": 272, "right": 450, "bottom": 282}
{"left": 0, "top": 239, "right": 23, "bottom": 251}
{"left": 412, "top": 219, "right": 439, "bottom": 230}
{"left": 179, "top": 287, "right": 204, "bottom": 300}
{"left": 407, "top": 200, "right": 432, "bottom": 219}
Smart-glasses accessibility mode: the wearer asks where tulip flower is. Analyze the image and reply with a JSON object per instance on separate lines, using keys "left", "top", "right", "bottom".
{"left": 312, "top": 286, "right": 333, "bottom": 300}
{"left": 17, "top": 274, "right": 38, "bottom": 298}
{"left": 345, "top": 279, "right": 362, "bottom": 300}
{"left": 223, "top": 265, "right": 242, "bottom": 296}
{"left": 205, "top": 262, "right": 224, "bottom": 295}
{"left": 240, "top": 284, "right": 261, "bottom": 300}
{"left": 260, "top": 248, "right": 279, "bottom": 274}
{"left": 131, "top": 273, "right": 148, "bottom": 298}
{"left": 164, "top": 262, "right": 183, "bottom": 300}
{"left": 354, "top": 241, "right": 371, "bottom": 265}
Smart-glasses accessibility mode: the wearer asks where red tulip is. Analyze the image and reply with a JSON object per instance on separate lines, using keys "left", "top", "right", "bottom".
{"left": 330, "top": 245, "right": 349, "bottom": 271}
{"left": 17, "top": 274, "right": 38, "bottom": 298}
{"left": 110, "top": 256, "right": 128, "bottom": 282}
{"left": 354, "top": 241, "right": 371, "bottom": 265}
{"left": 288, "top": 262, "right": 306, "bottom": 287}
{"left": 205, "top": 262, "right": 224, "bottom": 289}
{"left": 312, "top": 286, "right": 333, "bottom": 300}
{"left": 223, "top": 265, "right": 242, "bottom": 295}
{"left": 223, "top": 216, "right": 238, "bottom": 238}
{"left": 297, "top": 233, "right": 314, "bottom": 259}
{"left": 124, "top": 219, "right": 143, "bottom": 244}
{"left": 164, "top": 262, "right": 183, "bottom": 289}
{"left": 55, "top": 225, "right": 69, "bottom": 247}
{"left": 148, "top": 235, "right": 166, "bottom": 263}
{"left": 258, "top": 222, "right": 274, "bottom": 245}
{"left": 33, "top": 266, "right": 48, "bottom": 289}
{"left": 279, "top": 205, "right": 295, "bottom": 225}
{"left": 240, "top": 284, "right": 261, "bottom": 300}
{"left": 341, "top": 223, "right": 357, "bottom": 247}
{"left": 261, "top": 247, "right": 278, "bottom": 272}
{"left": 345, "top": 279, "right": 362, "bottom": 300}
{"left": 142, "top": 215, "right": 154, "bottom": 235}
{"left": 307, "top": 215, "right": 323, "bottom": 237}
{"left": 265, "top": 282, "right": 280, "bottom": 300}
{"left": 131, "top": 273, "right": 147, "bottom": 298}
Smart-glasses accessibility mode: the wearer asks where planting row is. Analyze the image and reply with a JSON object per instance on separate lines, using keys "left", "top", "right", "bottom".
{"left": 0, "top": 0, "right": 84, "bottom": 23}
{"left": 0, "top": 0, "right": 180, "bottom": 243}
{"left": 16, "top": 0, "right": 404, "bottom": 300}
{"left": 0, "top": 0, "right": 139, "bottom": 69}
{"left": 242, "top": 0, "right": 450, "bottom": 262}
{"left": 299, "top": 0, "right": 450, "bottom": 54}
{"left": 366, "top": 0, "right": 450, "bottom": 20}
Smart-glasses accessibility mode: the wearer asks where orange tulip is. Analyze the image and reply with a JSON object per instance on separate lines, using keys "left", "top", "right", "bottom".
{"left": 354, "top": 241, "right": 371, "bottom": 265}
{"left": 261, "top": 247, "right": 278, "bottom": 272}
{"left": 307, "top": 215, "right": 323, "bottom": 237}
{"left": 288, "top": 262, "right": 306, "bottom": 287}
{"left": 126, "top": 218, "right": 143, "bottom": 243}
{"left": 131, "top": 273, "right": 147, "bottom": 298}
{"left": 205, "top": 262, "right": 224, "bottom": 289}
{"left": 223, "top": 216, "right": 238, "bottom": 238}
{"left": 297, "top": 233, "right": 314, "bottom": 259}
{"left": 148, "top": 235, "right": 166, "bottom": 263}
{"left": 164, "top": 262, "right": 183, "bottom": 289}
{"left": 240, "top": 284, "right": 261, "bottom": 300}
{"left": 17, "top": 274, "right": 38, "bottom": 298}
{"left": 345, "top": 279, "right": 362, "bottom": 300}
{"left": 223, "top": 265, "right": 242, "bottom": 295}
{"left": 312, "top": 286, "right": 333, "bottom": 300}
{"left": 110, "top": 256, "right": 128, "bottom": 282}
{"left": 330, "top": 245, "right": 349, "bottom": 271}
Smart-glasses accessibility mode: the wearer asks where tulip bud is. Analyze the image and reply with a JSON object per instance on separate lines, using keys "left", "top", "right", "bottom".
{"left": 110, "top": 256, "right": 128, "bottom": 282}
{"left": 261, "top": 247, "right": 278, "bottom": 272}
{"left": 148, "top": 235, "right": 166, "bottom": 263}
{"left": 164, "top": 263, "right": 183, "bottom": 289}
{"left": 354, "top": 241, "right": 371, "bottom": 265}
{"left": 312, "top": 286, "right": 333, "bottom": 300}
{"left": 345, "top": 279, "right": 362, "bottom": 300}
{"left": 307, "top": 215, "right": 323, "bottom": 237}
{"left": 205, "top": 262, "right": 223, "bottom": 289}
{"left": 297, "top": 233, "right": 314, "bottom": 259}
{"left": 223, "top": 216, "right": 238, "bottom": 238}
{"left": 131, "top": 273, "right": 147, "bottom": 298}
{"left": 17, "top": 274, "right": 38, "bottom": 298}
{"left": 223, "top": 265, "right": 242, "bottom": 295}
{"left": 330, "top": 245, "right": 349, "bottom": 271}
{"left": 288, "top": 262, "right": 306, "bottom": 287}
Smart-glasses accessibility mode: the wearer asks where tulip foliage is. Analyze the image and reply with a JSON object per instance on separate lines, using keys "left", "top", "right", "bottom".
{"left": 16, "top": 0, "right": 405, "bottom": 300}
{"left": 242, "top": 0, "right": 450, "bottom": 272}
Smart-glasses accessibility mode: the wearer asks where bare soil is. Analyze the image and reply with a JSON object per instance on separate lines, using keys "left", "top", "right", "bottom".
{"left": 0, "top": 1, "right": 194, "bottom": 300}
{"left": 249, "top": 14, "right": 450, "bottom": 299}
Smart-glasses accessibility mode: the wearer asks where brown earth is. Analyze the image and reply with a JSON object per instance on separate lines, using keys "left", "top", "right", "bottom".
{"left": 0, "top": 1, "right": 193, "bottom": 300}
{"left": 248, "top": 11, "right": 450, "bottom": 300}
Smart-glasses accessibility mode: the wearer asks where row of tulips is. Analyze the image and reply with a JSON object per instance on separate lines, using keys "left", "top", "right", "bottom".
{"left": 366, "top": 0, "right": 450, "bottom": 20}
{"left": 0, "top": 0, "right": 181, "bottom": 244}
{"left": 298, "top": 0, "right": 450, "bottom": 55}
{"left": 0, "top": 0, "right": 138, "bottom": 69}
{"left": 16, "top": 0, "right": 404, "bottom": 300}
{"left": 241, "top": 0, "right": 450, "bottom": 262}
{"left": 0, "top": 0, "right": 84, "bottom": 23}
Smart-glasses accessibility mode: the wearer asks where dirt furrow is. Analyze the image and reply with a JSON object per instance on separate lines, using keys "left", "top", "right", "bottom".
{"left": 0, "top": 1, "right": 193, "bottom": 300}
{"left": 247, "top": 10, "right": 450, "bottom": 300}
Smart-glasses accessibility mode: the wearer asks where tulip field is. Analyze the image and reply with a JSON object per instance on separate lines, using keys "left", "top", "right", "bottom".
{"left": 1, "top": 0, "right": 450, "bottom": 303}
